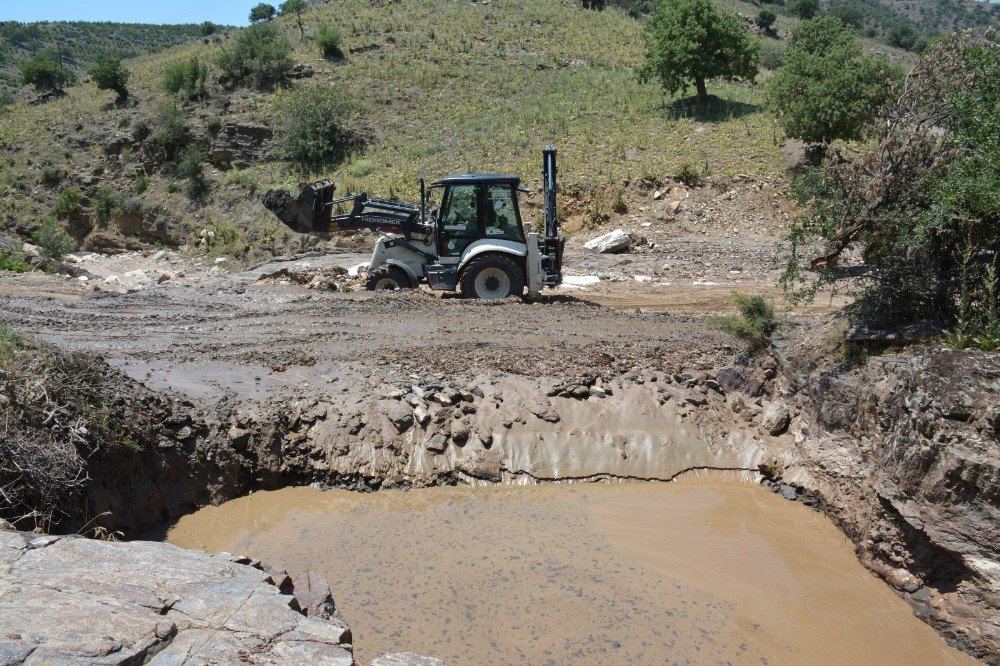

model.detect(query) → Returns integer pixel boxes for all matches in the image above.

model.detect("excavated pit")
[162,477,977,666]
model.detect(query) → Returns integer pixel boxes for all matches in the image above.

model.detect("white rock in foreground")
[0,529,353,665]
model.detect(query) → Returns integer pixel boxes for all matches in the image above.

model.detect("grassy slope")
[0,0,917,256]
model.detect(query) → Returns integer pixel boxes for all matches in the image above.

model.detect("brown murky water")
[164,479,975,665]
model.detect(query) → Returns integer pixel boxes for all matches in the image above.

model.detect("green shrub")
[94,187,124,225]
[40,165,62,187]
[148,101,189,158]
[317,24,344,60]
[163,56,207,100]
[216,22,292,87]
[640,0,759,103]
[766,17,902,145]
[20,52,74,92]
[612,190,628,214]
[888,23,920,51]
[756,10,777,31]
[89,57,131,99]
[829,4,865,30]
[347,159,375,177]
[0,250,32,273]
[32,217,77,260]
[272,85,361,171]
[53,187,83,218]
[200,21,219,36]
[177,146,209,200]
[787,0,819,19]
[207,116,222,135]
[713,293,776,353]
[676,163,700,186]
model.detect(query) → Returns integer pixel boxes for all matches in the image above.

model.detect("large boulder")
[583,229,632,254]
[761,399,790,435]
[0,529,354,665]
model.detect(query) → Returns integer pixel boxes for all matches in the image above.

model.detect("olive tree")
[766,16,901,145]
[280,0,307,43]
[641,0,759,103]
[249,3,277,23]
[89,58,131,100]
[781,32,1000,330]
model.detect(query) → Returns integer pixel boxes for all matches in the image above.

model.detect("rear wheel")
[366,265,413,291]
[460,254,524,301]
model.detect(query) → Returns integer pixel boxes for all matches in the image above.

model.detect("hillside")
[0,0,925,260]
[879,0,999,34]
[0,21,218,104]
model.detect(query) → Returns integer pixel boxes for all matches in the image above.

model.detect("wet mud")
[164,479,976,665]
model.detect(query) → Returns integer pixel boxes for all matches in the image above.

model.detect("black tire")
[366,265,413,291]
[460,254,525,300]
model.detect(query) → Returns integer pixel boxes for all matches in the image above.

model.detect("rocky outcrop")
[0,528,353,664]
[209,122,272,169]
[777,348,1000,663]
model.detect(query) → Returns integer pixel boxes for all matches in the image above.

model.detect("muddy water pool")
[164,479,975,665]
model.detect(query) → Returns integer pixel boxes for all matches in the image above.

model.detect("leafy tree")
[20,52,74,92]
[89,57,131,100]
[316,24,343,60]
[582,0,607,9]
[641,0,759,103]
[787,0,819,19]
[249,3,277,23]
[766,16,902,145]
[280,0,307,42]
[272,85,362,171]
[781,33,1000,329]
[757,10,777,31]
[888,23,919,51]
[200,21,219,36]
[217,22,293,87]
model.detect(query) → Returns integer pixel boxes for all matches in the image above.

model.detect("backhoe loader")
[263,147,564,300]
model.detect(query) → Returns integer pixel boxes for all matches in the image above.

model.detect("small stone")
[683,392,707,406]
[426,434,448,453]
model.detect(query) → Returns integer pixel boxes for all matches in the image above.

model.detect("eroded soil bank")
[164,480,976,666]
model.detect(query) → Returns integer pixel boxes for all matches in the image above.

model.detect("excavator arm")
[262,180,422,237]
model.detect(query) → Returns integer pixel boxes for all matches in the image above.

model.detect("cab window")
[484,185,524,243]
[438,184,480,256]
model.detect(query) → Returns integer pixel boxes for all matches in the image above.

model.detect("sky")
[0,0,250,26]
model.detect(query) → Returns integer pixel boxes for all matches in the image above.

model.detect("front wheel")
[460,254,524,301]
[366,265,413,291]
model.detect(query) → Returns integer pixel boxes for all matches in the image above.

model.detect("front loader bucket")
[262,180,336,233]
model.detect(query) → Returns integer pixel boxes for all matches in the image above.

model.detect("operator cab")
[427,174,527,259]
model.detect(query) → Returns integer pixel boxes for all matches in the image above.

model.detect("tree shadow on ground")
[662,94,761,122]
